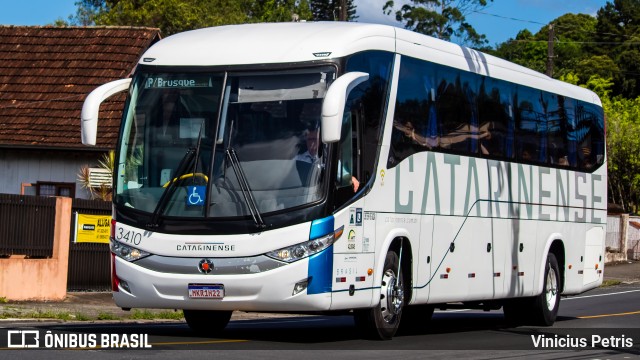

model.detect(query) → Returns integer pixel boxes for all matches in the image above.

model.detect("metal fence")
[68,199,112,291]
[0,194,56,257]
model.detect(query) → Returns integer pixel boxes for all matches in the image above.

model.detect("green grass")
[74,313,91,321]
[0,307,184,321]
[600,279,622,287]
[129,309,183,320]
[26,310,75,320]
[97,312,120,320]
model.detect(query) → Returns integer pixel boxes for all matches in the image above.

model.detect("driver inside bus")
[296,128,359,192]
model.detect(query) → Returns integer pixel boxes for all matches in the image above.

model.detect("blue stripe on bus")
[309,216,334,239]
[307,245,333,295]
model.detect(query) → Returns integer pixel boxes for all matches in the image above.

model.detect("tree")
[71,0,318,34]
[250,0,313,22]
[74,0,301,35]
[310,0,357,21]
[382,0,493,48]
[491,29,546,73]
[491,13,597,80]
[591,0,640,98]
[604,96,640,213]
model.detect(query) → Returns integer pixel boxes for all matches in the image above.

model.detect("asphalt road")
[1,284,639,359]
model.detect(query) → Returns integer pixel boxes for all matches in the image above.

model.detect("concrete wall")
[0,197,71,301]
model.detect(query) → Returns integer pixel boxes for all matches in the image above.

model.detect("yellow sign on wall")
[75,213,111,244]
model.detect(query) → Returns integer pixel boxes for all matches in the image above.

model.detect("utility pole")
[546,24,554,77]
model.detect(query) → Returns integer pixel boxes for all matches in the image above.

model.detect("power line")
[471,9,635,41]
[471,9,547,27]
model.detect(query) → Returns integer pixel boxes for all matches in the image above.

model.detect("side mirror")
[321,72,369,143]
[81,78,132,146]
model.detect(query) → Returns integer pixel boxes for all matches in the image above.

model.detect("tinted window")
[388,55,605,173]
[345,51,394,184]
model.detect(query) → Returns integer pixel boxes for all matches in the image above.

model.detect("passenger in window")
[558,156,569,166]
[580,147,593,169]
[520,147,534,161]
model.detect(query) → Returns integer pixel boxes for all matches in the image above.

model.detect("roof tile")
[0,26,161,149]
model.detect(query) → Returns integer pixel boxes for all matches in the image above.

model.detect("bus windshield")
[115,66,337,218]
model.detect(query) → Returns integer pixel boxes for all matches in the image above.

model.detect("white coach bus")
[81,22,606,340]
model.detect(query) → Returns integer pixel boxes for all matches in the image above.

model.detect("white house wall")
[0,149,101,199]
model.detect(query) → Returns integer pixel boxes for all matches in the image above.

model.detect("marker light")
[292,278,309,295]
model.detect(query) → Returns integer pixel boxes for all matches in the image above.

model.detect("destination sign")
[145,76,212,89]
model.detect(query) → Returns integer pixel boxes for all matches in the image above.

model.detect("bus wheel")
[531,253,561,326]
[354,250,404,340]
[183,310,232,334]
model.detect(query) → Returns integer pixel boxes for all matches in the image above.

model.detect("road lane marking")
[563,289,640,300]
[578,310,640,319]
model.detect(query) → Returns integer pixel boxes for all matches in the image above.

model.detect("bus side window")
[337,110,356,189]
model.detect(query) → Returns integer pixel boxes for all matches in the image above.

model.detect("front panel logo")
[198,259,214,274]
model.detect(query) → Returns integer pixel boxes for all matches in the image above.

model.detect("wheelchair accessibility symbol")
[186,186,206,206]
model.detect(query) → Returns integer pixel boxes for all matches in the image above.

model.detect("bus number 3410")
[115,227,142,245]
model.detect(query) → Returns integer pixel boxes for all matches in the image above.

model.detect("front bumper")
[112,255,332,312]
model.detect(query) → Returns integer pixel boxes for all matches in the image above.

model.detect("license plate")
[188,284,224,299]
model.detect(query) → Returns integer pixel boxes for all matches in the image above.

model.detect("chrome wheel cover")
[545,266,558,311]
[380,268,404,323]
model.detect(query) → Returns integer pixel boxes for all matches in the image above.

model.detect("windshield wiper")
[147,147,196,229]
[226,147,266,229]
[147,120,206,229]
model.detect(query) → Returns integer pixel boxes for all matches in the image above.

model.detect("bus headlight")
[266,227,343,263]
[111,240,151,262]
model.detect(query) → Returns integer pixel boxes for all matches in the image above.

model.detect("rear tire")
[354,251,405,340]
[502,253,560,326]
[531,253,561,326]
[183,310,232,335]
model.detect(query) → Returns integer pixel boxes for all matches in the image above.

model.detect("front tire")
[354,251,405,340]
[183,310,232,335]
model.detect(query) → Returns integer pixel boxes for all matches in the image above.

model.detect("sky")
[0,0,609,46]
